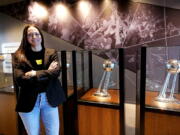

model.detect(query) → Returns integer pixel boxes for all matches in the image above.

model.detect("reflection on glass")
[0,54,14,93]
[66,62,71,84]
[93,60,114,97]
[156,59,180,103]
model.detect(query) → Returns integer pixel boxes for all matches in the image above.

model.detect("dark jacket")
[12,48,66,112]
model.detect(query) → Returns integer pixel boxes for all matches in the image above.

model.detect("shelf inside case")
[79,88,120,105]
[145,91,180,112]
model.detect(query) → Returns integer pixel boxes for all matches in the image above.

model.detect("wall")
[0,0,180,102]
[0,0,179,69]
[0,13,81,52]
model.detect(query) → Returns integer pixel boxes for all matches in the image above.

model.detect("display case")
[58,51,74,98]
[0,53,18,135]
[58,51,78,135]
[71,49,125,135]
[136,46,180,135]
[0,53,14,93]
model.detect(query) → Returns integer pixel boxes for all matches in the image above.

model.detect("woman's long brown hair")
[15,25,45,62]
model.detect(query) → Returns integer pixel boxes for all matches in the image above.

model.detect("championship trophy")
[93,60,115,97]
[156,59,180,103]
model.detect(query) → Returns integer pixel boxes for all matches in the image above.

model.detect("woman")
[12,25,66,135]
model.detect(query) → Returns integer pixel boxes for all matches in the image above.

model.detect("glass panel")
[124,48,138,104]
[146,46,180,112]
[76,51,90,98]
[0,53,14,93]
[58,51,74,98]
[66,51,73,97]
[76,49,120,106]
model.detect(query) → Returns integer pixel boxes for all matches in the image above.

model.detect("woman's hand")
[48,61,58,70]
[25,70,36,77]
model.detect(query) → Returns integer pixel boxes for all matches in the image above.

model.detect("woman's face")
[27,26,42,47]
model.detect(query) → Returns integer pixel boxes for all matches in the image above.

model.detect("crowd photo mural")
[0,0,180,93]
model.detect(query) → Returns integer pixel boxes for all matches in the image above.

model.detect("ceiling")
[0,0,180,9]
[0,0,24,6]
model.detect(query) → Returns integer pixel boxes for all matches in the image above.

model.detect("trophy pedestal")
[93,91,111,98]
[155,96,180,104]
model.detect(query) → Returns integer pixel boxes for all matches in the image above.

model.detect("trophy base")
[93,91,111,98]
[155,96,180,104]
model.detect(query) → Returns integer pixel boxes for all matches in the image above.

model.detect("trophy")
[156,59,180,103]
[93,60,115,97]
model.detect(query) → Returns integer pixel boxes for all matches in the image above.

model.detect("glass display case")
[71,49,125,135]
[58,51,74,98]
[145,46,180,111]
[136,46,180,135]
[73,49,125,108]
[0,53,14,93]
[58,51,77,135]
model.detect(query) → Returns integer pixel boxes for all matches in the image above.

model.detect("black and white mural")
[0,0,180,71]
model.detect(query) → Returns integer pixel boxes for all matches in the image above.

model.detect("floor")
[125,103,136,135]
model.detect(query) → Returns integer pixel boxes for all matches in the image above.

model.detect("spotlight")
[55,3,70,20]
[78,0,91,18]
[28,2,48,20]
